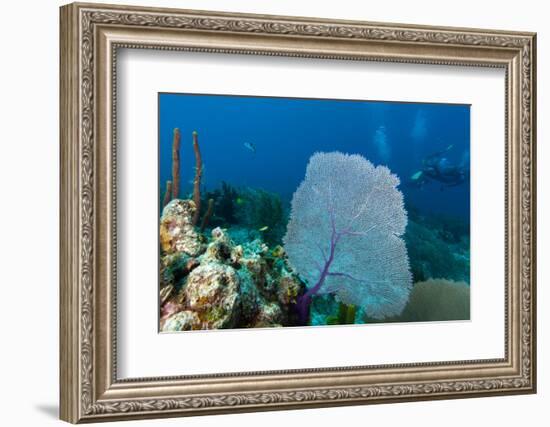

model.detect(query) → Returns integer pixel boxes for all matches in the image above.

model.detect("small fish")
[411,171,423,181]
[258,226,269,232]
[235,197,245,206]
[243,142,256,154]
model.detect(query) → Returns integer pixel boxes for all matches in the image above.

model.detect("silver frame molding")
[60,2,536,423]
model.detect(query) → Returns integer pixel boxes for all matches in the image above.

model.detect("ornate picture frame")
[60,2,536,423]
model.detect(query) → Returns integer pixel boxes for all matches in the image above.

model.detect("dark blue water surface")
[159,93,470,219]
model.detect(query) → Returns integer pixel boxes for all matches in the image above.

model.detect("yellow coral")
[277,274,300,305]
[271,245,285,258]
[159,219,173,253]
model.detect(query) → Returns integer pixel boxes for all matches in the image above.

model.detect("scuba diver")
[409,144,468,190]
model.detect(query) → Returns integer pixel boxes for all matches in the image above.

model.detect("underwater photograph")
[158,93,470,332]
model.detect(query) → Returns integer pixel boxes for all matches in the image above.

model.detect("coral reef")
[159,201,306,332]
[227,227,262,246]
[234,187,286,246]
[184,263,241,329]
[162,310,201,332]
[157,128,469,330]
[204,181,238,227]
[160,199,204,257]
[361,278,470,323]
[431,212,470,245]
[252,302,283,327]
[404,210,470,284]
[160,252,200,290]
[159,128,304,332]
[399,279,470,322]
[201,183,287,245]
[283,152,412,323]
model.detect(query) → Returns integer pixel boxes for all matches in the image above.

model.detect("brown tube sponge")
[162,180,173,209]
[191,130,203,226]
[171,128,181,199]
[200,198,214,232]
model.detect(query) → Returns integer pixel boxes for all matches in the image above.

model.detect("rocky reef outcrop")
[160,199,305,332]
[160,199,204,256]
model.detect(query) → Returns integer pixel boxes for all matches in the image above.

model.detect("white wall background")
[0,0,545,426]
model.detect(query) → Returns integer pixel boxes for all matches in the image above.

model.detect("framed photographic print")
[60,2,537,423]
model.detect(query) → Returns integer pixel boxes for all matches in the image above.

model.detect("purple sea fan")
[283,152,412,323]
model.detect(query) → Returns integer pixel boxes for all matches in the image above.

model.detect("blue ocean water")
[159,93,472,329]
[159,93,470,220]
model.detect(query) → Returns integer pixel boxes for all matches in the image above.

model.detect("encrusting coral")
[184,263,241,329]
[360,278,470,324]
[160,199,204,257]
[159,200,306,331]
[399,278,470,321]
[162,310,201,331]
